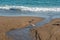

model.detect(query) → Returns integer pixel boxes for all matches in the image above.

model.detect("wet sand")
[0,16,43,40]
[33,18,60,40]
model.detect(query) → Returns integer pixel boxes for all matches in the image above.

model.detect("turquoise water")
[0,0,60,7]
[0,0,60,16]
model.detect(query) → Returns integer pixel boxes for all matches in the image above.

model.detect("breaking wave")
[0,5,60,12]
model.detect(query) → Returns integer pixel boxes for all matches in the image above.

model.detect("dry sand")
[0,16,43,40]
[31,18,60,40]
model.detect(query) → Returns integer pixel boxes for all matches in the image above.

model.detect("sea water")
[0,0,60,17]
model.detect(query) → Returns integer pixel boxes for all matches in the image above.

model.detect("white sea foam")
[0,5,60,12]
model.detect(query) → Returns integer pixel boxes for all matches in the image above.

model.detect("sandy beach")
[0,16,43,40]
[0,16,60,40]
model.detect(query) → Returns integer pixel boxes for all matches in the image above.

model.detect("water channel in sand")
[6,12,60,40]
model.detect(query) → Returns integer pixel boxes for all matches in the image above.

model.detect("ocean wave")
[0,5,60,12]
